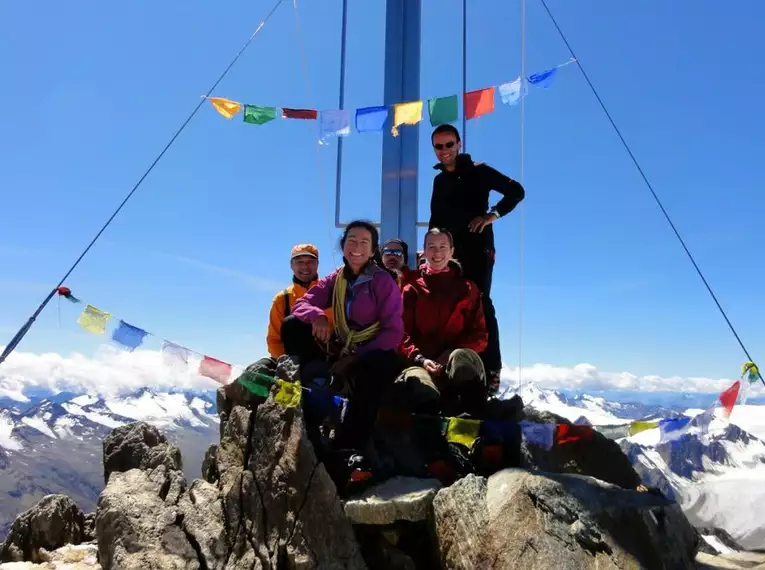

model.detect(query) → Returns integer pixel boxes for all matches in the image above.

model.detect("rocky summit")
[0,375,755,569]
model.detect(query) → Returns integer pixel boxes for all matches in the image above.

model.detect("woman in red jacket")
[399,228,489,415]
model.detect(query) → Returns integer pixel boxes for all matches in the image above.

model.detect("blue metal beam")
[380,0,421,266]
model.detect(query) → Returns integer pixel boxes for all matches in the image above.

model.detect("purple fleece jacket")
[291,264,404,354]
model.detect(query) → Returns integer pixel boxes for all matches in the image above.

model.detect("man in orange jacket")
[267,244,333,358]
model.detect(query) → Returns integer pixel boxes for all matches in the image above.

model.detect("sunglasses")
[433,141,456,150]
[382,248,404,257]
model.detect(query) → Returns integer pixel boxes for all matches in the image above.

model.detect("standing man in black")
[428,124,525,394]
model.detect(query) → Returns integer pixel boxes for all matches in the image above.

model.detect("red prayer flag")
[281,108,318,120]
[464,87,495,120]
[555,423,594,445]
[199,356,232,384]
[719,380,741,418]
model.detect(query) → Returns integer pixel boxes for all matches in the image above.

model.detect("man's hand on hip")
[468,213,498,233]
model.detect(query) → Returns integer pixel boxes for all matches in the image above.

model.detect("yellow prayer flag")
[446,417,481,449]
[391,100,423,137]
[274,379,302,408]
[76,304,111,335]
[208,97,242,119]
[628,420,659,436]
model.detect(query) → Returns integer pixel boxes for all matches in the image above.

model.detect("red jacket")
[400,263,488,363]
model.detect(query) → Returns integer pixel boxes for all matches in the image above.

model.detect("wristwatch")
[414,354,426,366]
[488,207,501,219]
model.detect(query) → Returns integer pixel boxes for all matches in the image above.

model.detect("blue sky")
[1,0,763,385]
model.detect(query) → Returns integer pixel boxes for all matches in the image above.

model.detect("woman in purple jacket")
[281,220,404,450]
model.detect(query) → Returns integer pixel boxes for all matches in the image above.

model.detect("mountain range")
[1,381,763,550]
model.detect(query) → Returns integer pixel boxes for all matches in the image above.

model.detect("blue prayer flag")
[355,106,388,133]
[112,320,148,351]
[528,67,557,88]
[658,417,691,443]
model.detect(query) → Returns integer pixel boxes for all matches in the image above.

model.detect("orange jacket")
[267,278,334,358]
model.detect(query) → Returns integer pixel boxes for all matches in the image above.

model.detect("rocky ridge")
[1,375,756,569]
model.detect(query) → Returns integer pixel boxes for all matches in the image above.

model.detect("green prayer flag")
[238,375,270,398]
[428,95,459,127]
[243,105,278,125]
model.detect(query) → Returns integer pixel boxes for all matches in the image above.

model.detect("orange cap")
[290,243,319,260]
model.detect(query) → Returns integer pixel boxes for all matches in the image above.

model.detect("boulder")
[522,407,642,490]
[0,543,100,570]
[96,465,198,570]
[0,495,85,563]
[102,422,182,484]
[215,358,275,439]
[222,398,367,569]
[432,469,699,569]
[344,477,442,525]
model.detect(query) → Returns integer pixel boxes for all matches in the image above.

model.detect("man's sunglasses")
[382,248,404,257]
[433,141,456,150]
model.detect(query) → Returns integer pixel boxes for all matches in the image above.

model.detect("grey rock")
[102,422,182,484]
[522,407,642,490]
[82,512,96,543]
[201,444,218,484]
[343,477,442,525]
[0,494,85,563]
[177,480,227,570]
[275,355,300,383]
[95,465,198,570]
[433,468,699,570]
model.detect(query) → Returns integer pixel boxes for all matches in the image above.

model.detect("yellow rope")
[332,270,381,356]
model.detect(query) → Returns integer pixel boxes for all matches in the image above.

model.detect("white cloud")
[0,345,241,399]
[500,362,762,396]
[1,346,760,400]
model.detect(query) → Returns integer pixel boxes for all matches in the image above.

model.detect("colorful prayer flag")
[628,420,659,436]
[355,106,388,133]
[742,361,761,384]
[199,356,232,384]
[463,87,495,120]
[111,320,148,352]
[319,109,351,142]
[238,374,270,398]
[596,424,631,440]
[208,97,242,119]
[719,380,741,418]
[275,379,302,408]
[428,95,458,126]
[161,340,191,369]
[528,68,557,88]
[56,287,80,303]
[446,417,481,449]
[658,417,691,443]
[555,423,594,445]
[391,100,423,136]
[520,421,554,450]
[76,305,111,335]
[498,77,528,106]
[244,105,278,125]
[282,108,318,120]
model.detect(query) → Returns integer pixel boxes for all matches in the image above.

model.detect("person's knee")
[386,366,440,413]
[447,348,486,386]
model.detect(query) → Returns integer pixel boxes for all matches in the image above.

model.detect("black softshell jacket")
[429,153,525,251]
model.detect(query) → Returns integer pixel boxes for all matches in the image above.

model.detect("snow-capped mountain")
[0,389,219,540]
[502,381,765,550]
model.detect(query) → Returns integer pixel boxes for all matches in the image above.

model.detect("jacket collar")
[292,275,317,288]
[433,153,474,173]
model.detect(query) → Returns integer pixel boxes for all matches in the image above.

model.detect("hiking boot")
[324,449,375,496]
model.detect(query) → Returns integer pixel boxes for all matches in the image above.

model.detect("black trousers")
[281,315,401,450]
[455,243,501,373]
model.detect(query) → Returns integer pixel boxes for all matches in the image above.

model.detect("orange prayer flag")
[464,87,495,120]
